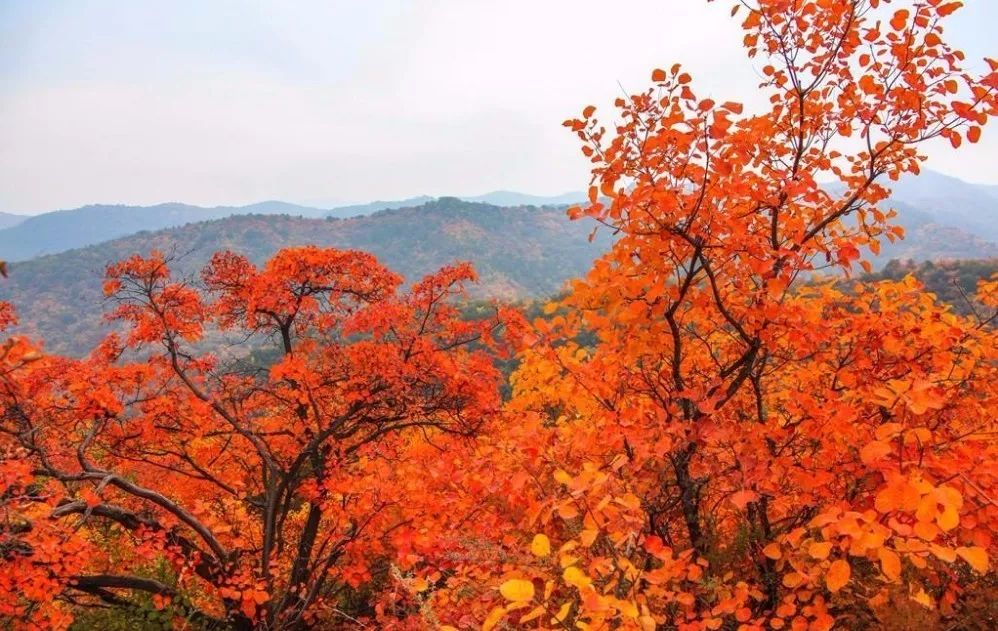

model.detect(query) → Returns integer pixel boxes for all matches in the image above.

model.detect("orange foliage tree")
[407,0,998,629]
[0,247,506,629]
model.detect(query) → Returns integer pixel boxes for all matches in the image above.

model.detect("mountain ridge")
[1,198,612,355]
[0,193,590,262]
[2,169,994,263]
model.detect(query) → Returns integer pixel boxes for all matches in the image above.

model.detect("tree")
[415,0,997,629]
[0,247,507,629]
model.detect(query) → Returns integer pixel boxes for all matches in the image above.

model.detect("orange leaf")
[809,541,833,560]
[878,548,901,581]
[956,546,988,573]
[860,441,892,466]
[890,9,909,31]
[763,543,782,560]
[826,560,850,593]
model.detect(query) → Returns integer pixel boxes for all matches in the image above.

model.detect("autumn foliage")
[2,0,998,629]
[0,248,507,629]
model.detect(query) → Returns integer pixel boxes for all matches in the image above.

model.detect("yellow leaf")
[878,548,901,581]
[530,533,551,558]
[826,560,851,593]
[913,521,938,541]
[639,615,657,631]
[935,485,963,510]
[930,545,957,563]
[410,577,428,593]
[557,502,579,520]
[519,605,546,623]
[552,601,571,623]
[956,546,989,573]
[915,494,937,524]
[499,579,535,603]
[482,606,507,631]
[911,588,934,610]
[563,566,592,590]
[559,554,579,569]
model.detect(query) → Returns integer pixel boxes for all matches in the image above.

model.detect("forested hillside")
[0,201,326,261]
[1,198,610,354]
[0,168,995,263]
[2,194,995,357]
[863,258,998,317]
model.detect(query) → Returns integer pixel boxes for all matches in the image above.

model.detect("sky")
[1,0,996,215]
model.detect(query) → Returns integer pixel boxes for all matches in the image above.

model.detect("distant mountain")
[871,201,998,263]
[0,201,328,262]
[461,191,587,207]
[6,169,989,265]
[1,198,611,355]
[320,192,585,218]
[0,170,994,355]
[323,196,435,219]
[0,193,586,261]
[887,170,997,242]
[811,169,998,264]
[0,212,28,231]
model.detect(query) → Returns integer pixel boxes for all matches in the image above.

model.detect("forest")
[1,1,996,629]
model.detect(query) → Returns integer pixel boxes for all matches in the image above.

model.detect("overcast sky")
[1,1,996,214]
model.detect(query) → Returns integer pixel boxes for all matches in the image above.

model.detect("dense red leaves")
[0,248,506,629]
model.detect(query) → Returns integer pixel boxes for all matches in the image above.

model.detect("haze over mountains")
[0,169,993,262]
[0,169,994,355]
[0,191,589,262]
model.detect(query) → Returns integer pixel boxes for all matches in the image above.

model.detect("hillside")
[322,196,434,219]
[0,201,327,261]
[1,182,995,356]
[0,194,585,261]
[861,258,998,317]
[0,212,28,231]
[870,201,998,263]
[1,198,611,355]
[461,190,588,207]
[2,169,994,264]
[887,170,998,242]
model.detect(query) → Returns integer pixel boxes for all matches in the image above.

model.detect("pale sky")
[1,0,996,214]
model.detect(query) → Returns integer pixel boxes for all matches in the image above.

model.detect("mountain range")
[0,170,994,355]
[1,198,611,355]
[0,170,993,263]
[0,191,590,262]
